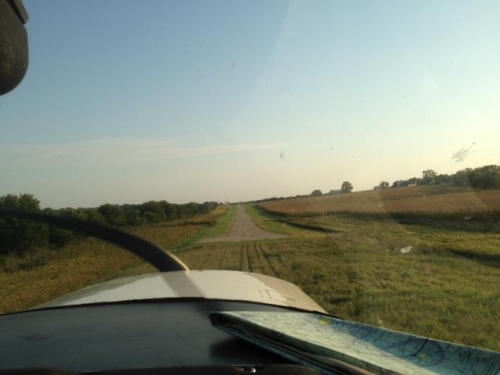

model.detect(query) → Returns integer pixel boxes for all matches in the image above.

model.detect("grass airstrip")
[1,187,499,351]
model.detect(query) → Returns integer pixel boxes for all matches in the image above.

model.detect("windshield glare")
[1,0,500,352]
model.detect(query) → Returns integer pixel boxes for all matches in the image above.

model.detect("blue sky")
[1,1,499,208]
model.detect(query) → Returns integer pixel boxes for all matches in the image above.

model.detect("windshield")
[1,0,499,352]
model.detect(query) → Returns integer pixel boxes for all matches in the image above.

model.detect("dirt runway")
[198,204,288,243]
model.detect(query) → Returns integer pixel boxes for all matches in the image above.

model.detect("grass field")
[0,205,231,314]
[1,190,499,352]
[259,186,500,215]
[176,235,500,350]
[175,188,500,351]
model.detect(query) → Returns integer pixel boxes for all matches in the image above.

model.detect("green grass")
[245,204,324,238]
[2,197,499,352]
[0,239,145,314]
[174,203,500,352]
[0,206,229,314]
[175,204,236,246]
[176,234,500,351]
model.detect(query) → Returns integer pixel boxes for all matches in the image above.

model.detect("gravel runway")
[198,204,288,243]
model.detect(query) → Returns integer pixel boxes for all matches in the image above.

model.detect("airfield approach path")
[199,204,288,243]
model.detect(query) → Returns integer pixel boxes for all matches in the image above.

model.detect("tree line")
[0,194,218,256]
[310,181,353,197]
[379,164,500,190]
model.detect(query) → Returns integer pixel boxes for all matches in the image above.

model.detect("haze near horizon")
[1,1,499,208]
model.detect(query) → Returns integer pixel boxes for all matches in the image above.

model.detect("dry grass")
[259,187,500,215]
[250,189,500,351]
[0,205,230,314]
[2,198,499,352]
[0,241,143,314]
[175,212,500,351]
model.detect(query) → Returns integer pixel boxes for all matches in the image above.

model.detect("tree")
[0,194,49,254]
[123,207,147,226]
[422,169,438,185]
[341,181,353,193]
[98,204,126,227]
[140,201,167,224]
[436,174,451,186]
[379,181,389,189]
[451,169,471,187]
[311,189,323,197]
[162,202,179,220]
[468,165,500,189]
[84,208,106,225]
